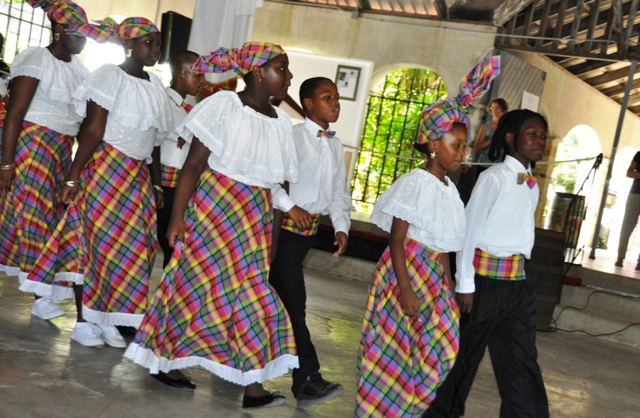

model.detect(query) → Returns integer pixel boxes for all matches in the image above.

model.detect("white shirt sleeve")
[328,143,351,235]
[455,171,499,293]
[271,184,295,213]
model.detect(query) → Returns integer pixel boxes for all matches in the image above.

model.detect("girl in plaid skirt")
[124,42,299,410]
[355,49,500,418]
[52,17,173,347]
[0,0,109,323]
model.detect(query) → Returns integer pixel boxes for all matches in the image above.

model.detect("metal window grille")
[0,1,50,65]
[350,68,447,214]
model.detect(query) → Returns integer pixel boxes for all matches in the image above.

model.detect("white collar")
[503,154,532,174]
[302,118,332,137]
[165,87,184,107]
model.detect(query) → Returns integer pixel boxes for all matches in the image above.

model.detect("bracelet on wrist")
[153,184,164,193]
[0,163,14,170]
[64,180,80,187]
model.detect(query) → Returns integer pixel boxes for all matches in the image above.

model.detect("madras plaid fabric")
[317,130,336,138]
[26,0,112,43]
[417,48,500,143]
[195,77,237,102]
[281,213,320,236]
[473,248,526,281]
[191,42,285,76]
[0,122,73,284]
[160,165,180,188]
[95,16,159,44]
[127,169,297,384]
[180,101,193,113]
[517,172,537,188]
[81,143,157,327]
[24,201,86,301]
[356,239,459,417]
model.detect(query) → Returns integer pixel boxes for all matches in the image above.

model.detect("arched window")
[350,68,447,214]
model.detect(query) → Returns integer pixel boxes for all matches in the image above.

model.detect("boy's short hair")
[169,50,199,78]
[299,77,334,112]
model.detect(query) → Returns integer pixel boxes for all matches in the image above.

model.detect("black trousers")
[268,229,320,395]
[157,185,176,269]
[424,274,549,418]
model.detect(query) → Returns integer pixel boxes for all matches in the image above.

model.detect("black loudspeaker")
[159,11,192,64]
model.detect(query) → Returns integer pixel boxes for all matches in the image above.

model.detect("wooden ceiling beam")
[600,77,640,97]
[581,64,638,87]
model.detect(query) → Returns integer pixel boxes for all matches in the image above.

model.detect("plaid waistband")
[160,165,180,188]
[473,249,525,281]
[281,213,320,236]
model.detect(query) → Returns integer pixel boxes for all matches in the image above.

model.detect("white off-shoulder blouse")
[176,90,298,189]
[11,47,89,136]
[73,64,173,163]
[370,168,466,253]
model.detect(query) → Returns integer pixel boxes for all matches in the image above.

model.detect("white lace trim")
[0,263,20,277]
[73,64,172,133]
[11,47,89,106]
[370,169,466,253]
[82,305,144,328]
[177,91,298,185]
[124,344,299,386]
[18,278,76,301]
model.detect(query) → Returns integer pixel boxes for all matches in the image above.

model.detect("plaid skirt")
[355,239,460,418]
[0,122,75,298]
[124,169,298,385]
[78,143,156,326]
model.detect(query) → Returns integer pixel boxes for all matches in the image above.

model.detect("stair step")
[566,265,640,295]
[559,285,640,322]
[552,304,640,349]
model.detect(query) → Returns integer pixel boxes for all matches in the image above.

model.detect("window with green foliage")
[0,0,51,66]
[350,68,447,214]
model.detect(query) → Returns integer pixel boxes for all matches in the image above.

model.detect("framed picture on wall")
[335,65,361,101]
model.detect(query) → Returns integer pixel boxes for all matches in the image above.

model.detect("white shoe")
[71,322,104,347]
[31,297,66,320]
[95,324,127,348]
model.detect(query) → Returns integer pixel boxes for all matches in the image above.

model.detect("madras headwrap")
[417,48,501,144]
[26,0,112,42]
[191,42,285,76]
[94,16,159,44]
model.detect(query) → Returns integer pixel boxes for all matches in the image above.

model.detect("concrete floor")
[1,265,640,418]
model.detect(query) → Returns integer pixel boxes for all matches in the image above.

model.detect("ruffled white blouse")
[176,91,298,189]
[11,47,89,136]
[73,64,173,163]
[370,168,466,253]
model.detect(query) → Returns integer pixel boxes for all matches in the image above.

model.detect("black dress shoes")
[150,371,196,390]
[242,391,286,409]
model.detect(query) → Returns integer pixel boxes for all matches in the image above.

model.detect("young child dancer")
[424,109,550,418]
[0,0,107,320]
[124,42,299,410]
[270,77,351,407]
[157,50,205,268]
[47,17,172,347]
[355,50,500,418]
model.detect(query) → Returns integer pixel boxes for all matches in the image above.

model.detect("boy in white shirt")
[425,109,550,418]
[157,50,205,267]
[271,77,351,407]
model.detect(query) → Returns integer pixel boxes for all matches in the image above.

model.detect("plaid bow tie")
[517,173,536,189]
[180,101,194,113]
[317,129,336,138]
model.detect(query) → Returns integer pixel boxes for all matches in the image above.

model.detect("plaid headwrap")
[26,0,112,43]
[94,16,160,45]
[191,42,285,76]
[417,48,500,144]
